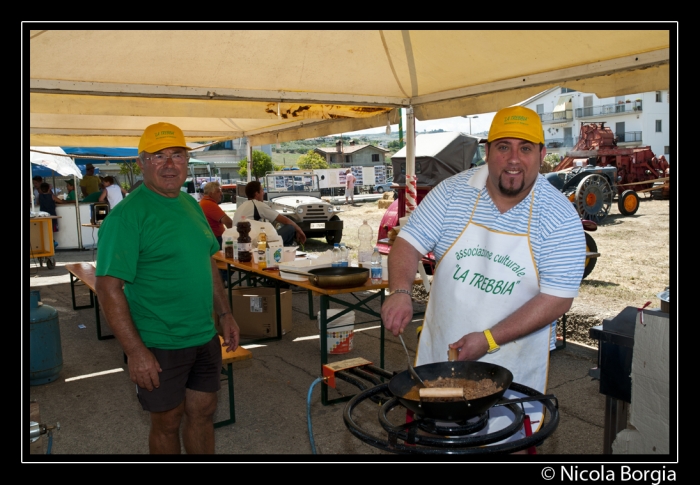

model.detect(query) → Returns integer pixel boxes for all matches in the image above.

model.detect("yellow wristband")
[484,329,500,354]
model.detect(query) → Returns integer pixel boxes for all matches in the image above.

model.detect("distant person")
[231,180,306,246]
[199,181,233,249]
[344,169,356,205]
[33,175,43,203]
[99,175,127,208]
[80,164,101,197]
[38,182,60,232]
[63,179,77,202]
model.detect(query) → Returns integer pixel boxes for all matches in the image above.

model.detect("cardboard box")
[216,287,292,338]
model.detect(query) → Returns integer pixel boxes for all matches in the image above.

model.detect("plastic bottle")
[332,243,342,267]
[370,247,383,284]
[358,220,374,268]
[338,242,349,267]
[237,216,252,263]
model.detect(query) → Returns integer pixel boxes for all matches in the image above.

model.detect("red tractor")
[544,122,670,224]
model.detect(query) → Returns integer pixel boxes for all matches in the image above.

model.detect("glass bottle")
[236,216,252,263]
[358,220,374,268]
[224,238,234,259]
[257,231,267,269]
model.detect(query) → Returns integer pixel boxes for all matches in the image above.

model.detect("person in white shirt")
[231,181,306,246]
[99,176,127,208]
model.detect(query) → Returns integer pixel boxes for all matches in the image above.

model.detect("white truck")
[236,171,344,245]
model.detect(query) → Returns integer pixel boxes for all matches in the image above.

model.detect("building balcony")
[576,101,643,119]
[616,131,642,144]
[539,110,573,123]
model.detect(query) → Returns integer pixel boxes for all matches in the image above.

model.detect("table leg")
[93,293,114,341]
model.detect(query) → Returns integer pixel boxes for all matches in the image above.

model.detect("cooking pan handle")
[277,268,314,277]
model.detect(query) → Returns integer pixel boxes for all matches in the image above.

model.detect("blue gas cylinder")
[30,290,63,385]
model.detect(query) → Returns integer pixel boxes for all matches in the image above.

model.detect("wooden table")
[213,251,423,405]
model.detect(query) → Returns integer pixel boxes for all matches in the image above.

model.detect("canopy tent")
[27,29,671,147]
[391,132,482,187]
[27,27,673,214]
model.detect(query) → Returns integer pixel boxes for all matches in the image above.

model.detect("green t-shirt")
[82,191,102,202]
[96,184,219,349]
[65,189,76,202]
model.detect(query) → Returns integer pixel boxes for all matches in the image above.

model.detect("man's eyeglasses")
[144,152,190,166]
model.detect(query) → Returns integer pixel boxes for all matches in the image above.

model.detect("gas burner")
[339,365,559,455]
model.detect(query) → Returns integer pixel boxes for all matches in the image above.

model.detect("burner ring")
[343,381,560,455]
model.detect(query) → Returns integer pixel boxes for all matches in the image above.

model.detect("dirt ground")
[301,191,672,347]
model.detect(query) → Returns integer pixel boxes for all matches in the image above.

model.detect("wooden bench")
[216,335,253,428]
[65,263,114,341]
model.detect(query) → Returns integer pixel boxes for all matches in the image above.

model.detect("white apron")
[416,189,550,439]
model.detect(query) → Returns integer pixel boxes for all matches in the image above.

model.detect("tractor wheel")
[325,215,343,245]
[618,190,640,216]
[574,174,613,224]
[583,232,598,280]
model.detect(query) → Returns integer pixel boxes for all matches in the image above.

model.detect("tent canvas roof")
[27,28,672,148]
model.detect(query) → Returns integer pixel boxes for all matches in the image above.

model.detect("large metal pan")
[388,361,513,421]
[279,267,369,289]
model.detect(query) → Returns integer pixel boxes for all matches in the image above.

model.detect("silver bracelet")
[387,289,412,297]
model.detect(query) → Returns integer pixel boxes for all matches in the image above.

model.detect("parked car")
[374,177,394,193]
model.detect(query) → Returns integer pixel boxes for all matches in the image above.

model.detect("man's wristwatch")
[483,329,500,354]
[387,289,412,298]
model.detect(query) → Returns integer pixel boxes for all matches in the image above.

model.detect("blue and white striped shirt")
[399,165,586,298]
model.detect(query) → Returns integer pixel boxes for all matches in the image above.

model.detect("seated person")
[232,181,306,247]
[63,180,77,202]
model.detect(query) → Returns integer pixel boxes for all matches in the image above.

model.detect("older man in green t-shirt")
[95,122,240,455]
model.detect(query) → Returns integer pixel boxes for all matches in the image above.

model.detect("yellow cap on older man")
[487,106,545,145]
[138,122,190,154]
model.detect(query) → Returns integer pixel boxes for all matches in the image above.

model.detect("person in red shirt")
[198,181,233,249]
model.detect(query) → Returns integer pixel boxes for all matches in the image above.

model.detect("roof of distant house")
[315,144,389,155]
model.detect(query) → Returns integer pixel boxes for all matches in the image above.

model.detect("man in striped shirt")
[382,106,585,446]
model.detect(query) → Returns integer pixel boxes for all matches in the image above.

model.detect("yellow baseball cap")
[138,122,190,154]
[487,106,545,145]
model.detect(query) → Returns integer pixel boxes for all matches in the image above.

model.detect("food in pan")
[403,377,502,401]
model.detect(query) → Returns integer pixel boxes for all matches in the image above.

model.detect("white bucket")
[318,309,355,354]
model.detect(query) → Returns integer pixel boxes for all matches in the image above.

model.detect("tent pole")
[73,165,84,250]
[247,138,253,183]
[405,106,417,216]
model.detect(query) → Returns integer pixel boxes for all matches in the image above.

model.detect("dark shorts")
[136,335,222,413]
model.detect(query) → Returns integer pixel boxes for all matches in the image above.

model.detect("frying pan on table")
[388,361,514,421]
[278,267,369,289]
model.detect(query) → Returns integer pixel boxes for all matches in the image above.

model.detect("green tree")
[541,153,561,174]
[238,150,275,180]
[297,150,329,170]
[118,160,142,189]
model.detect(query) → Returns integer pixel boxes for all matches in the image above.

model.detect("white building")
[522,87,670,163]
[188,139,273,183]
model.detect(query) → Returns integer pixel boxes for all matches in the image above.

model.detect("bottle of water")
[338,242,349,267]
[358,220,374,268]
[332,243,342,267]
[370,247,382,284]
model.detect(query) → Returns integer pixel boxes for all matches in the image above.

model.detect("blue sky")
[336,111,496,138]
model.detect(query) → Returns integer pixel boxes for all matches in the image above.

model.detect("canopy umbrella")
[30,146,83,209]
